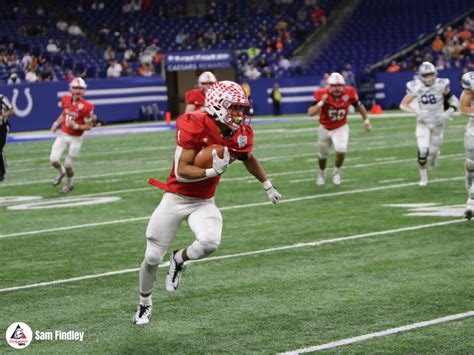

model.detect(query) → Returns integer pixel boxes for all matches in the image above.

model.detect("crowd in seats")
[383,15,474,73]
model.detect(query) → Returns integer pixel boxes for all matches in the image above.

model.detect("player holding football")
[308,72,372,186]
[459,71,474,220]
[399,62,459,186]
[133,81,281,325]
[184,71,217,113]
[49,77,95,193]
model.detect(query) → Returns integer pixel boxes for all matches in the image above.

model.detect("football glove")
[211,147,230,175]
[263,180,281,204]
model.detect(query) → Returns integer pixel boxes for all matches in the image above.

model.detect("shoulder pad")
[176,113,205,134]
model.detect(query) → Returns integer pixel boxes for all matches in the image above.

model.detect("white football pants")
[49,132,83,168]
[318,123,350,159]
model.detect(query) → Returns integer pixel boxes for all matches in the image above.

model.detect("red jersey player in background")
[184,71,217,113]
[307,72,372,186]
[133,81,281,325]
[49,77,95,193]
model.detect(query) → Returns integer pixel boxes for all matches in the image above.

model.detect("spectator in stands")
[247,43,261,59]
[46,39,60,53]
[146,39,160,57]
[139,50,153,65]
[443,38,455,60]
[64,70,75,81]
[412,49,423,69]
[386,60,401,72]
[278,56,290,70]
[123,0,132,13]
[459,28,472,42]
[311,5,326,26]
[91,1,105,10]
[124,48,137,61]
[435,57,448,70]
[243,62,261,80]
[270,83,282,116]
[106,59,123,77]
[344,64,356,86]
[98,23,110,44]
[41,65,54,81]
[432,35,444,52]
[443,26,456,39]
[138,63,155,77]
[20,52,32,70]
[25,66,39,83]
[7,72,21,85]
[68,22,84,36]
[103,46,116,61]
[320,73,329,87]
[57,19,68,32]
[175,30,187,45]
[121,60,134,76]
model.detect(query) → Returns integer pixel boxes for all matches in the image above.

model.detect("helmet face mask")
[205,81,252,131]
[418,62,437,86]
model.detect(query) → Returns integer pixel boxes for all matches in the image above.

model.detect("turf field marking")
[0,219,466,293]
[279,311,474,354]
[0,176,465,239]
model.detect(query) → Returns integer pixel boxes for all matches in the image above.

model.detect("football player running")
[132,81,281,325]
[308,72,372,186]
[184,71,217,113]
[400,62,459,186]
[49,77,95,193]
[459,71,474,220]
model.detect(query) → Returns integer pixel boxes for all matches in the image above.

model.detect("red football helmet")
[205,81,252,130]
[327,72,345,96]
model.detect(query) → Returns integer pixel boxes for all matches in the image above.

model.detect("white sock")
[67,176,74,186]
[57,165,65,174]
[139,294,152,306]
[320,169,326,176]
[333,167,340,174]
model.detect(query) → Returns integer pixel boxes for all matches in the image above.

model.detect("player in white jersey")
[459,71,474,220]
[400,62,459,186]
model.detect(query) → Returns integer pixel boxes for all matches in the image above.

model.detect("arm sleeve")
[2,96,13,110]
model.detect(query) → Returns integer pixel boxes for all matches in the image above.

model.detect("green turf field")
[1,113,473,353]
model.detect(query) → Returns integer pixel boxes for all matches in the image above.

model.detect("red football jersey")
[60,95,94,136]
[184,88,205,110]
[313,86,359,130]
[156,112,254,199]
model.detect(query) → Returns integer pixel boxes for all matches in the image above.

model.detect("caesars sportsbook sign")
[166,50,234,71]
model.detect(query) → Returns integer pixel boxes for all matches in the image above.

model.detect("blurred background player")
[133,81,281,325]
[399,62,459,186]
[459,71,474,220]
[184,71,217,113]
[307,72,372,186]
[49,77,95,193]
[0,93,14,182]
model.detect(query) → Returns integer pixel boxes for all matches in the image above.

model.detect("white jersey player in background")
[459,71,474,220]
[400,62,459,186]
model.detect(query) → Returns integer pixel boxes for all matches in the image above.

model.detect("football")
[193,144,225,168]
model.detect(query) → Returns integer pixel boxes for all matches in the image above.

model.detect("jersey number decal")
[328,108,346,121]
[421,94,437,104]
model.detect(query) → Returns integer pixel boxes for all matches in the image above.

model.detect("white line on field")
[0,219,466,293]
[0,176,465,239]
[279,311,474,354]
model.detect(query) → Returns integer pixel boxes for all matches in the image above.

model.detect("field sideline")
[1,113,473,353]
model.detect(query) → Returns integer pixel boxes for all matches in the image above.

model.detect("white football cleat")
[60,184,74,194]
[132,304,152,325]
[419,169,428,187]
[316,173,326,186]
[332,171,341,186]
[52,169,66,186]
[165,250,185,292]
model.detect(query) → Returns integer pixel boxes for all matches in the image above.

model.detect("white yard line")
[279,311,474,354]
[0,176,465,239]
[0,219,466,293]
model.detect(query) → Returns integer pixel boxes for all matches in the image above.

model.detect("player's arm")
[307,94,328,116]
[240,152,281,204]
[399,94,417,113]
[459,89,474,116]
[353,99,372,132]
[50,112,65,132]
[175,146,229,182]
[0,107,13,121]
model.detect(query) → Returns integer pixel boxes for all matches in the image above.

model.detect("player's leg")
[331,124,349,185]
[416,123,430,186]
[166,199,222,292]
[49,135,67,186]
[60,136,83,193]
[317,125,331,185]
[133,193,185,324]
[428,124,445,170]
[464,128,474,220]
[0,125,7,181]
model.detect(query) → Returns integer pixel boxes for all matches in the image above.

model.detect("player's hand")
[439,111,453,124]
[321,94,329,102]
[263,181,281,204]
[51,122,58,132]
[211,147,230,175]
[364,120,373,132]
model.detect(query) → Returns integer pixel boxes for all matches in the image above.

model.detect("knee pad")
[429,145,439,157]
[418,148,429,165]
[319,143,330,159]
[186,239,220,260]
[144,240,167,266]
[64,155,75,168]
[466,158,474,172]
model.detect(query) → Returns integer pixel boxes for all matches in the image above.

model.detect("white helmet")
[418,62,437,86]
[205,81,251,131]
[69,77,87,89]
[327,72,345,95]
[198,71,217,89]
